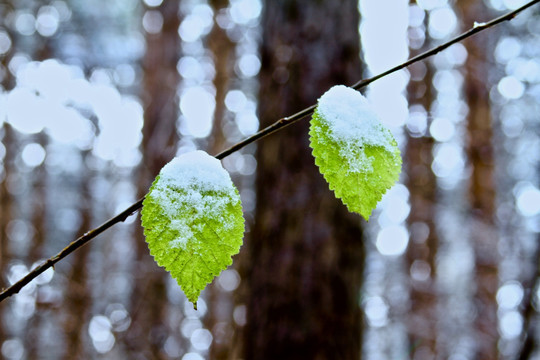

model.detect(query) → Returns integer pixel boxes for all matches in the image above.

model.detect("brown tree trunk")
[456,2,498,359]
[242,1,364,358]
[207,0,235,155]
[0,123,14,344]
[204,1,238,359]
[22,30,55,360]
[125,1,181,358]
[27,133,48,264]
[0,3,16,343]
[405,5,440,359]
[517,236,540,360]
[62,152,92,359]
[23,129,49,360]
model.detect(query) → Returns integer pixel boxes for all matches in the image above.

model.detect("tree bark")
[0,2,16,344]
[243,1,364,358]
[405,5,440,359]
[204,1,238,358]
[62,152,92,359]
[23,31,53,360]
[456,2,499,359]
[207,0,235,155]
[125,1,181,358]
[0,123,14,345]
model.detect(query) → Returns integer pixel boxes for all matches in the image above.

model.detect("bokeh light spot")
[0,31,12,55]
[1,338,24,360]
[499,311,523,339]
[89,315,115,354]
[21,143,46,167]
[190,328,213,351]
[142,10,163,34]
[515,183,540,216]
[217,269,241,292]
[428,7,457,39]
[497,281,524,309]
[376,225,409,256]
[364,296,389,327]
[498,76,525,99]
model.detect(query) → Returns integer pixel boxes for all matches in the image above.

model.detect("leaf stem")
[1,0,539,303]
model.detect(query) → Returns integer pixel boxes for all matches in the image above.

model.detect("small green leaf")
[141,150,244,308]
[309,85,402,220]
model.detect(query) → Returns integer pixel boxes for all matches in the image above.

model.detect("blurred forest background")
[0,0,539,359]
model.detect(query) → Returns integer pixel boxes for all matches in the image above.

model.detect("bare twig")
[1,0,539,303]
[351,0,540,91]
[0,199,144,300]
[215,0,540,157]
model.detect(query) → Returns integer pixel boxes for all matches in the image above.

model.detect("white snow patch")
[168,220,194,248]
[317,85,393,150]
[316,85,395,172]
[158,150,234,192]
[151,150,239,249]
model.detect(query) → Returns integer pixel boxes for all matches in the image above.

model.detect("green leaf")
[309,85,402,220]
[141,150,244,309]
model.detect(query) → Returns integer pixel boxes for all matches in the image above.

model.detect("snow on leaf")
[309,85,402,220]
[141,150,244,308]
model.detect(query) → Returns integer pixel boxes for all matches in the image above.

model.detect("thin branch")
[0,199,144,301]
[1,0,539,303]
[216,0,540,158]
[351,0,540,91]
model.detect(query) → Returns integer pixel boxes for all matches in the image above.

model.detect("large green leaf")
[141,150,244,309]
[309,85,402,220]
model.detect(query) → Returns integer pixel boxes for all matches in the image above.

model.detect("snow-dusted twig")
[1,0,539,303]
